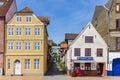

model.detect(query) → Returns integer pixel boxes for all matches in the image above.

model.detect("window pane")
[97,49,103,57]
[25,59,30,69]
[116,37,120,50]
[74,48,80,56]
[85,48,91,56]
[8,59,10,69]
[85,36,93,43]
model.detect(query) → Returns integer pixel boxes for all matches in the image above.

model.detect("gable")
[70,22,107,48]
[7,13,44,25]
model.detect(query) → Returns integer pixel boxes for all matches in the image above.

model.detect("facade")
[0,0,17,75]
[67,23,108,76]
[4,7,49,76]
[92,0,120,76]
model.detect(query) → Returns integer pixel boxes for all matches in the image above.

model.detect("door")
[97,63,103,75]
[14,60,21,75]
[113,58,120,76]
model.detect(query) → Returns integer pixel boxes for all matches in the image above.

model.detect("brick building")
[92,0,120,76]
[0,0,17,75]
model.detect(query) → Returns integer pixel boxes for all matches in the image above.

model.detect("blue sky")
[16,0,107,44]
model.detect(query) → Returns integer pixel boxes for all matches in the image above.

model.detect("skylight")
[0,2,4,6]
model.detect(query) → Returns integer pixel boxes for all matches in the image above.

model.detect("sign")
[77,57,93,60]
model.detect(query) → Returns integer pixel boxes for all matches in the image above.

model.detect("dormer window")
[16,16,22,22]
[26,17,32,22]
[116,3,120,12]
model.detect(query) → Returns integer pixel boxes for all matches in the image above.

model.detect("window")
[25,28,31,35]
[74,48,80,56]
[26,17,32,22]
[116,37,120,50]
[16,28,21,35]
[25,59,30,69]
[16,42,21,50]
[34,42,40,50]
[0,2,4,6]
[85,36,93,43]
[85,48,91,56]
[34,59,40,69]
[25,42,30,50]
[116,3,120,12]
[97,48,103,57]
[35,28,40,35]
[8,59,10,69]
[116,19,120,29]
[85,63,91,70]
[8,42,13,50]
[8,28,14,35]
[16,16,22,22]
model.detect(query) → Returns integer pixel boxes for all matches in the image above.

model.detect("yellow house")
[4,7,49,76]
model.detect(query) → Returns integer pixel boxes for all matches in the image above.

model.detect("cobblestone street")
[0,63,120,80]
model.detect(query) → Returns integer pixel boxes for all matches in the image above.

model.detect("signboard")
[0,68,2,75]
[77,57,93,60]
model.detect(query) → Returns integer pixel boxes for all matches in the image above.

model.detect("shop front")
[72,57,105,76]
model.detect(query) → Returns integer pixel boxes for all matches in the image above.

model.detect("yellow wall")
[5,12,48,75]
[5,56,44,75]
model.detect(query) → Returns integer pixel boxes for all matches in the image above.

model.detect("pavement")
[0,63,120,80]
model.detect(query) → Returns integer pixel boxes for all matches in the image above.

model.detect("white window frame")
[25,42,30,50]
[8,28,14,35]
[16,28,22,35]
[16,42,22,50]
[34,59,40,69]
[34,42,40,50]
[25,59,30,69]
[8,59,10,69]
[26,16,32,22]
[16,16,22,22]
[35,28,40,35]
[25,28,31,35]
[8,42,13,50]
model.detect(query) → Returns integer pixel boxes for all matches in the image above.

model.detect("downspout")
[104,5,110,75]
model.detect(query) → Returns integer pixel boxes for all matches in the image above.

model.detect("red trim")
[85,48,91,56]
[97,48,103,57]
[74,48,80,56]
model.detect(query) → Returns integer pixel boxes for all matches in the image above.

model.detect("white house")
[66,22,108,76]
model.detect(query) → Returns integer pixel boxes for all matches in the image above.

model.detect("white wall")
[67,23,108,70]
[108,52,120,71]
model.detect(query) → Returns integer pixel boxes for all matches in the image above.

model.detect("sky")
[16,0,107,44]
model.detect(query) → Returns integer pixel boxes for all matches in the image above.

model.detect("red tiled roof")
[37,16,50,25]
[65,33,78,40]
[0,0,14,16]
[18,7,33,13]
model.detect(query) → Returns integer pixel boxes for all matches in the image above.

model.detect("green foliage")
[52,42,57,46]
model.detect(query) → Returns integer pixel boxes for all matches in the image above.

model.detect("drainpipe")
[104,6,110,75]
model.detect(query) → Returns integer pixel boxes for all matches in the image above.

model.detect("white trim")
[26,16,32,22]
[33,14,44,25]
[6,38,44,40]
[5,54,44,56]
[7,24,44,26]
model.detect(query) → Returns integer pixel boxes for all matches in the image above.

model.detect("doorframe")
[13,59,22,75]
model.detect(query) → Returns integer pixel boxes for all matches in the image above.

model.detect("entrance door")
[14,60,21,75]
[98,63,103,75]
[113,58,120,76]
